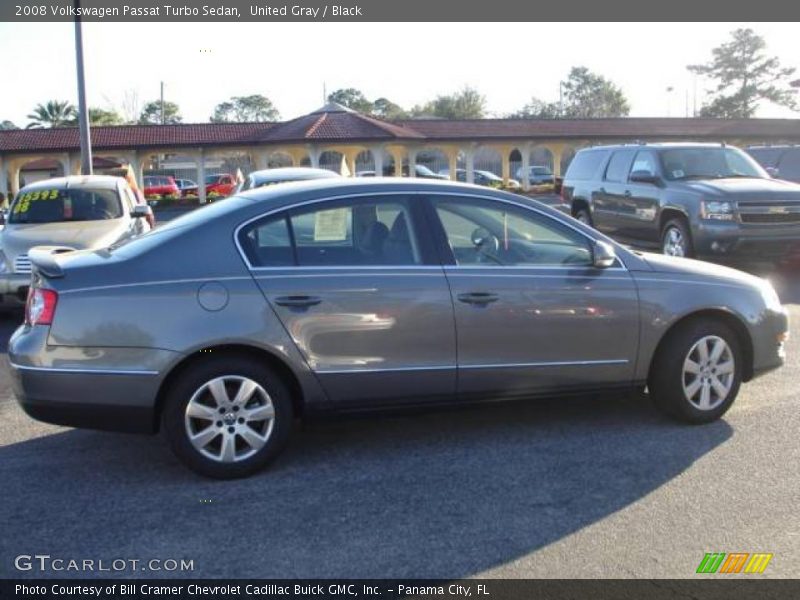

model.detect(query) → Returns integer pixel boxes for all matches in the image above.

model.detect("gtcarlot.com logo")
[14,554,195,573]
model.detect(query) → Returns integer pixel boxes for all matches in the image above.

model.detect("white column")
[61,153,73,177]
[372,146,384,177]
[196,149,207,204]
[131,151,145,189]
[307,145,320,169]
[521,144,531,192]
[10,163,21,196]
[407,148,417,178]
[254,150,269,171]
[465,145,476,184]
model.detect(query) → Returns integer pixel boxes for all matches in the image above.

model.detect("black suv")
[746,145,800,184]
[562,143,800,260]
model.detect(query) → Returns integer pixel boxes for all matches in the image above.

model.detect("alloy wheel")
[681,335,735,411]
[663,226,686,257]
[184,375,275,463]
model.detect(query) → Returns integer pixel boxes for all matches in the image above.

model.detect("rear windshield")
[565,150,610,181]
[9,187,122,224]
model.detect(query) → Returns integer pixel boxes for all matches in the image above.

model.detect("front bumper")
[749,306,789,380]
[693,221,800,259]
[0,273,31,307]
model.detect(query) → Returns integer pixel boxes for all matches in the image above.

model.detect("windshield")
[9,187,123,224]
[205,175,221,184]
[660,147,767,181]
[532,167,552,175]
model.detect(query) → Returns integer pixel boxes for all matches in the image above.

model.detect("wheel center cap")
[223,413,236,426]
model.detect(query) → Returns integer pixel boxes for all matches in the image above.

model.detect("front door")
[239,194,457,407]
[428,195,640,399]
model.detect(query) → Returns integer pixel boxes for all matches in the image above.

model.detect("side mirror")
[765,166,780,178]
[131,204,152,219]
[629,170,659,184]
[593,240,617,268]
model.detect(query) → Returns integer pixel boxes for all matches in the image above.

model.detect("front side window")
[9,187,123,224]
[239,197,422,267]
[630,151,658,178]
[433,197,593,267]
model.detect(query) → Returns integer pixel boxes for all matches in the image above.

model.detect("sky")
[1,22,798,126]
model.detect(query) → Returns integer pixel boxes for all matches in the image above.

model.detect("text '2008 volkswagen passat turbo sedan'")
[8,179,788,478]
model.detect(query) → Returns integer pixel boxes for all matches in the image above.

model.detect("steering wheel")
[471,227,501,264]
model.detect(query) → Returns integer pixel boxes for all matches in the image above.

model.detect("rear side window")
[604,149,636,183]
[747,148,782,168]
[239,197,423,268]
[564,150,610,181]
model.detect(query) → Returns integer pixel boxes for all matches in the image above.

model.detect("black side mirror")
[629,170,659,184]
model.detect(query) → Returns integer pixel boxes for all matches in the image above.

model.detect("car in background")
[746,145,800,184]
[205,174,238,197]
[8,178,787,478]
[235,167,339,194]
[516,165,555,185]
[105,165,156,229]
[444,168,521,189]
[175,178,199,197]
[143,175,180,198]
[358,165,447,179]
[0,175,152,308]
[563,142,800,260]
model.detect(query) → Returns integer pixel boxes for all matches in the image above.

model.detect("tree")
[327,88,374,113]
[371,97,407,120]
[509,97,561,119]
[25,100,77,128]
[210,95,280,122]
[688,28,797,118]
[138,100,182,125]
[559,67,630,118]
[87,107,123,126]
[0,120,17,130]
[412,86,487,119]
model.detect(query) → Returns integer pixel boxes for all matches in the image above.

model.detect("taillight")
[25,287,58,326]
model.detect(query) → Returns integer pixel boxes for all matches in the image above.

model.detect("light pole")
[666,86,674,117]
[73,0,92,175]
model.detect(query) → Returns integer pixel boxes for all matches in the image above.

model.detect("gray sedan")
[8,179,788,478]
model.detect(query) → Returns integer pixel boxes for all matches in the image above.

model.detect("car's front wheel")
[649,319,743,424]
[574,206,593,227]
[162,355,293,478]
[661,218,694,258]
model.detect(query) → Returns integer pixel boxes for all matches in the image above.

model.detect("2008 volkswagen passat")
[9,179,788,478]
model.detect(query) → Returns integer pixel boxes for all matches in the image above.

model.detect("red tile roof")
[2,110,799,156]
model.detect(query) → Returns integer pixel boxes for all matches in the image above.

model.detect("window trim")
[233,191,628,272]
[603,148,637,183]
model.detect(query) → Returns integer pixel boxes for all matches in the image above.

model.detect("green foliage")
[559,67,630,118]
[411,86,487,119]
[210,95,280,122]
[87,107,123,126]
[508,97,561,119]
[0,120,18,130]
[26,100,77,128]
[371,97,408,119]
[688,28,797,118]
[327,88,374,113]
[139,100,182,125]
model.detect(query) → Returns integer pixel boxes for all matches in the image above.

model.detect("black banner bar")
[3,580,800,600]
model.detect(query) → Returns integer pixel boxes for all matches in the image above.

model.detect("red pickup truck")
[205,174,237,197]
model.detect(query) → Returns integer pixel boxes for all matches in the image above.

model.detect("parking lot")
[0,262,798,579]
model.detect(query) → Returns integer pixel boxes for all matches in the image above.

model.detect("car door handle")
[457,292,499,305]
[274,295,322,308]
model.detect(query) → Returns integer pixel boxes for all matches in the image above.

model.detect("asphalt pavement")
[0,265,798,579]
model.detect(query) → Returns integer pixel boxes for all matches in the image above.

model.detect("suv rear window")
[564,150,610,181]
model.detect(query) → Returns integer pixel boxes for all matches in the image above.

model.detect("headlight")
[700,200,735,221]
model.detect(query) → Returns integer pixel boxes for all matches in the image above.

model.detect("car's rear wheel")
[661,218,694,258]
[162,356,293,479]
[649,319,742,424]
[574,206,593,227]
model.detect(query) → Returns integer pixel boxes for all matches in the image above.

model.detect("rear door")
[617,149,661,242]
[593,148,636,235]
[240,194,457,407]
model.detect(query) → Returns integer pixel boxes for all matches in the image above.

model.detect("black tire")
[162,355,294,479]
[661,217,694,258]
[574,205,593,227]
[648,318,743,424]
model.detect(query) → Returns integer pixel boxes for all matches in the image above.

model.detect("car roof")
[249,167,340,183]
[20,174,121,192]
[579,142,735,152]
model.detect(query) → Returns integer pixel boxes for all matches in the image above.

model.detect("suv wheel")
[162,356,294,479]
[649,319,742,424]
[574,206,593,227]
[661,218,694,258]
